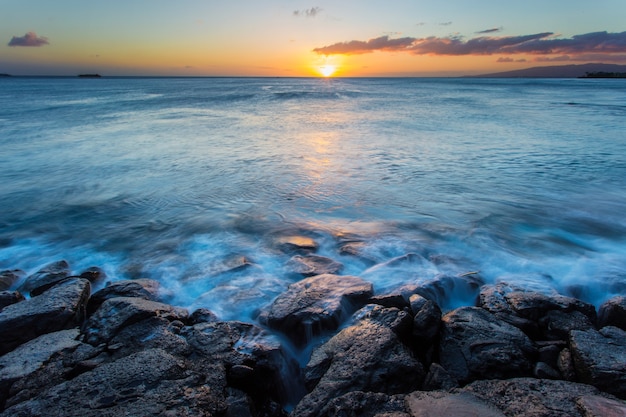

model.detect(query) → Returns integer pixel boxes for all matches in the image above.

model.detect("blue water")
[1,77,625,318]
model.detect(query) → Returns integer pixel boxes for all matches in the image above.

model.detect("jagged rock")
[107,317,191,358]
[479,283,540,338]
[18,260,70,296]
[539,309,595,341]
[189,308,219,324]
[569,326,626,398]
[410,294,442,342]
[293,307,423,417]
[439,307,536,384]
[0,291,25,311]
[261,274,373,345]
[0,278,90,355]
[505,291,596,322]
[87,278,161,315]
[461,378,622,417]
[557,348,576,381]
[285,255,343,277]
[598,296,626,330]
[82,297,188,346]
[0,270,24,291]
[316,391,408,417]
[405,391,505,417]
[275,235,318,254]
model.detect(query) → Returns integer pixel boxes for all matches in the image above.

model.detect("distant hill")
[473,63,626,78]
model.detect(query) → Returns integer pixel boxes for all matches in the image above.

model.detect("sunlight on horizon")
[318,64,337,77]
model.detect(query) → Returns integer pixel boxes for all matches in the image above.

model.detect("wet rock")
[413,274,484,311]
[0,278,90,355]
[439,307,536,384]
[78,266,106,284]
[539,309,595,341]
[505,291,596,323]
[410,294,442,342]
[261,274,373,345]
[285,254,343,277]
[18,260,70,296]
[533,361,560,379]
[598,295,626,330]
[405,391,505,417]
[461,377,621,417]
[107,316,191,358]
[0,270,24,291]
[189,307,219,324]
[479,283,540,338]
[0,291,25,311]
[569,326,626,398]
[82,297,188,346]
[422,363,459,391]
[338,241,380,265]
[275,235,318,254]
[316,391,408,417]
[87,278,161,315]
[351,305,413,340]
[557,348,576,381]
[294,307,423,417]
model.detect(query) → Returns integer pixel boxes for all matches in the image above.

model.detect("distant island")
[0,73,10,77]
[78,74,101,78]
[474,63,626,78]
[579,71,626,78]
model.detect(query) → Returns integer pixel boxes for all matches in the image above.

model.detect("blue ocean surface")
[1,77,625,319]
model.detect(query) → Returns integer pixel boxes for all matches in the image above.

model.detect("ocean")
[1,76,625,320]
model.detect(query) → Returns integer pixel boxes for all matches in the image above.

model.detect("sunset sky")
[3,0,626,77]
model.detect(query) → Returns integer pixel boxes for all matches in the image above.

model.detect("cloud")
[439,22,453,26]
[313,31,626,58]
[293,7,322,17]
[8,31,49,47]
[497,57,527,63]
[476,27,503,34]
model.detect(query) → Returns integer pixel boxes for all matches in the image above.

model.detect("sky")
[2,0,626,77]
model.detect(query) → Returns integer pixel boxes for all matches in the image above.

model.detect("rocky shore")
[1,249,626,416]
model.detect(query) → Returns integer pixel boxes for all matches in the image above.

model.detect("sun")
[319,64,337,77]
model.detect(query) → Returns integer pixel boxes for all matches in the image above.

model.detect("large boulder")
[0,270,24,291]
[439,307,536,384]
[569,326,626,398]
[87,278,161,315]
[293,306,423,417]
[0,278,90,355]
[82,297,188,346]
[261,274,373,345]
[461,377,625,417]
[598,296,626,330]
[18,260,70,296]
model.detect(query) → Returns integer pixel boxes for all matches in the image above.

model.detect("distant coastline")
[78,74,101,78]
[473,63,626,78]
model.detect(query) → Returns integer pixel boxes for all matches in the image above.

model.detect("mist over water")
[1,77,625,319]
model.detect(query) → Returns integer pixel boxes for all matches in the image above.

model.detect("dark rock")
[18,260,70,296]
[537,343,562,367]
[479,283,540,338]
[369,292,410,309]
[82,297,188,346]
[261,274,373,346]
[557,348,576,381]
[461,377,621,417]
[351,304,413,340]
[422,363,459,391]
[533,361,560,379]
[285,255,343,277]
[569,326,626,398]
[405,391,505,417]
[275,235,318,254]
[293,307,423,417]
[413,274,484,311]
[506,291,596,322]
[0,291,25,310]
[539,309,595,341]
[316,391,408,417]
[575,395,626,417]
[439,307,536,384]
[410,294,442,342]
[598,296,626,330]
[87,278,161,315]
[0,278,90,355]
[107,316,191,358]
[78,266,106,284]
[0,270,24,291]
[189,307,219,324]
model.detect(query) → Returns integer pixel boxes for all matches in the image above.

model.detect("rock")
[82,297,188,346]
[422,363,459,391]
[410,294,442,342]
[533,361,560,379]
[107,316,191,358]
[479,283,540,338]
[0,291,25,310]
[0,270,24,291]
[87,278,161,315]
[18,260,70,296]
[576,395,626,417]
[598,296,626,330]
[505,290,596,322]
[461,378,621,417]
[275,235,318,254]
[189,308,219,324]
[413,274,484,311]
[316,391,408,417]
[0,278,90,355]
[78,266,106,284]
[350,305,413,340]
[405,391,505,417]
[439,307,536,384]
[285,255,343,277]
[569,326,626,398]
[0,329,81,405]
[338,241,380,265]
[539,309,595,341]
[261,274,373,346]
[557,348,576,381]
[293,307,423,417]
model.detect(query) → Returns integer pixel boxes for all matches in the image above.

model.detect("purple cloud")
[293,7,322,17]
[313,31,626,58]
[476,27,503,34]
[8,31,49,47]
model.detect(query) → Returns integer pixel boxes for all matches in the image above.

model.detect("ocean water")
[1,77,625,320]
